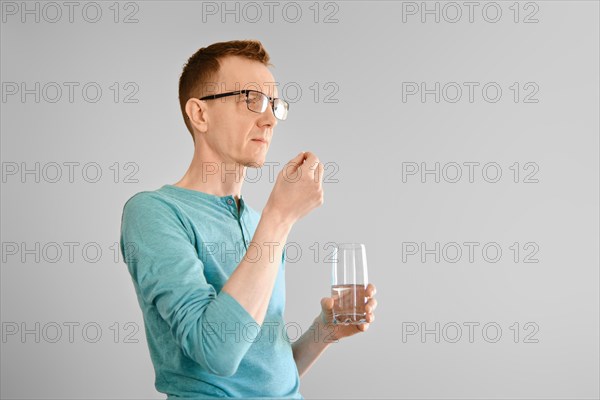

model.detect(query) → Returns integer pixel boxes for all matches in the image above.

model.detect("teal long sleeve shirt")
[119,184,303,399]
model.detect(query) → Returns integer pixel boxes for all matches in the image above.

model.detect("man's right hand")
[263,151,325,226]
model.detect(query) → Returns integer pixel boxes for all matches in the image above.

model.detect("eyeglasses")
[199,89,289,121]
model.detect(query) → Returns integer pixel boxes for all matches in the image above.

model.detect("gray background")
[1,1,599,398]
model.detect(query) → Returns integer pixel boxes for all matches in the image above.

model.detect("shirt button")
[227,199,233,205]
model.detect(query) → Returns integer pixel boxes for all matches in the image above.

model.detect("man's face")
[197,55,279,168]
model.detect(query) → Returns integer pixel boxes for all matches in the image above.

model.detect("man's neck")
[173,161,245,201]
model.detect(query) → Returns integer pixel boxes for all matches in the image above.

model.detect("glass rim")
[335,242,366,249]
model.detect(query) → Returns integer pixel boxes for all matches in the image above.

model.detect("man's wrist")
[313,315,339,344]
[262,206,295,231]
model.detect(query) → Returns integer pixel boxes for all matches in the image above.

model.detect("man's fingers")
[302,153,320,174]
[286,151,306,172]
[366,298,378,313]
[303,151,317,164]
[366,283,377,298]
[289,151,324,184]
[358,322,370,332]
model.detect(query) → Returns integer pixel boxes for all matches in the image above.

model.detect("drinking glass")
[331,243,369,325]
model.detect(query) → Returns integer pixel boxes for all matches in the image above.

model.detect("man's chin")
[243,159,266,168]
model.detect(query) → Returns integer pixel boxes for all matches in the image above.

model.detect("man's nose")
[257,104,277,127]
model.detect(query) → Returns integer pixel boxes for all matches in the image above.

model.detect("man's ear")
[185,98,209,133]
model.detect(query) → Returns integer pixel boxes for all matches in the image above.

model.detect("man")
[119,39,377,398]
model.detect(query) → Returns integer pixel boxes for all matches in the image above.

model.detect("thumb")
[287,151,306,172]
[321,297,334,310]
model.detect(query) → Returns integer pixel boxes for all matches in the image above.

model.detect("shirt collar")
[161,185,245,212]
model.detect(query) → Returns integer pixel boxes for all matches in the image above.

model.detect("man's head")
[178,39,282,168]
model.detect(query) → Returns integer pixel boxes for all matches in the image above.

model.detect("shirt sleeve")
[119,192,260,377]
